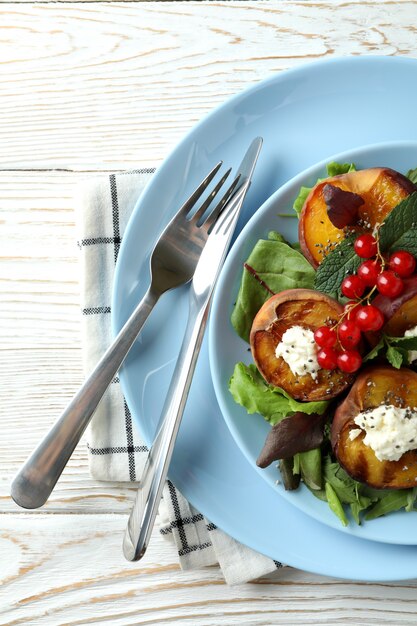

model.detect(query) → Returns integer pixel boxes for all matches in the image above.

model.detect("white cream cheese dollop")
[275,325,320,381]
[404,325,417,362]
[352,404,417,462]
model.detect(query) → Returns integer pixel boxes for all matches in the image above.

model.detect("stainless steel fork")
[123,137,263,561]
[10,157,246,510]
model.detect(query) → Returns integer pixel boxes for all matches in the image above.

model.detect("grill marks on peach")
[332,367,417,489]
[381,291,417,337]
[250,290,353,402]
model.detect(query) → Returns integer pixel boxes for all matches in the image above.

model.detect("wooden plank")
[0,1,416,170]
[3,164,417,623]
[1,513,417,626]
[2,2,417,620]
[0,171,142,513]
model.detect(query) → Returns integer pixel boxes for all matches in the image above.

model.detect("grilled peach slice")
[373,275,417,337]
[299,168,415,268]
[364,276,417,348]
[250,289,353,402]
[331,366,417,489]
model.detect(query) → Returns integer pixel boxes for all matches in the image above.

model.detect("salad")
[229,161,417,526]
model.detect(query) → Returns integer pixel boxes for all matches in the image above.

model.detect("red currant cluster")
[344,233,415,300]
[314,323,362,374]
[314,233,417,375]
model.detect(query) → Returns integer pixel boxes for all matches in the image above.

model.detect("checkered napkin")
[76,170,284,585]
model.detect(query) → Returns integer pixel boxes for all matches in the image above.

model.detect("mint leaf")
[387,335,417,351]
[378,192,417,255]
[314,235,361,296]
[228,363,329,424]
[363,335,416,367]
[407,167,417,184]
[326,162,356,176]
[386,345,404,369]
[231,232,315,342]
[363,336,385,362]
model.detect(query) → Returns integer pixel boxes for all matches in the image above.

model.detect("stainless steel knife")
[123,136,263,561]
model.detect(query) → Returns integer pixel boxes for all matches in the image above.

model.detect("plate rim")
[208,138,417,544]
[112,55,417,581]
[112,55,417,279]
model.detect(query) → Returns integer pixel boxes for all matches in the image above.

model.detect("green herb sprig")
[363,334,417,368]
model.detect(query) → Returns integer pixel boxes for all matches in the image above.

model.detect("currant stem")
[327,228,386,344]
[374,226,386,271]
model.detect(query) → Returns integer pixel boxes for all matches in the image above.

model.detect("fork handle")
[11,286,159,510]
[123,295,208,561]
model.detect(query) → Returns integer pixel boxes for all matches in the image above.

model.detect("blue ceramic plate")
[113,57,417,580]
[209,140,417,545]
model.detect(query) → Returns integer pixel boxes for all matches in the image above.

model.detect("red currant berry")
[338,320,361,349]
[317,347,339,370]
[343,301,359,320]
[355,305,385,331]
[341,274,366,299]
[376,270,404,298]
[337,350,362,373]
[314,326,336,348]
[389,251,416,278]
[354,234,378,258]
[357,259,382,287]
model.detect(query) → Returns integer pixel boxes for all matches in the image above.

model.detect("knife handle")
[123,296,208,561]
[10,287,159,510]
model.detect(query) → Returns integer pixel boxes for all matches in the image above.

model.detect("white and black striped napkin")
[76,170,284,585]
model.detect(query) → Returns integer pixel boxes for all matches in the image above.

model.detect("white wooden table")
[3,2,417,624]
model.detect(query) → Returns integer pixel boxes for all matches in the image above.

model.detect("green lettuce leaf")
[298,448,322,491]
[365,491,412,520]
[326,162,356,176]
[325,482,348,526]
[292,162,356,217]
[386,345,405,369]
[406,488,417,512]
[230,232,315,342]
[407,167,417,184]
[228,363,329,425]
[293,186,312,217]
[305,455,376,525]
[266,230,289,244]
